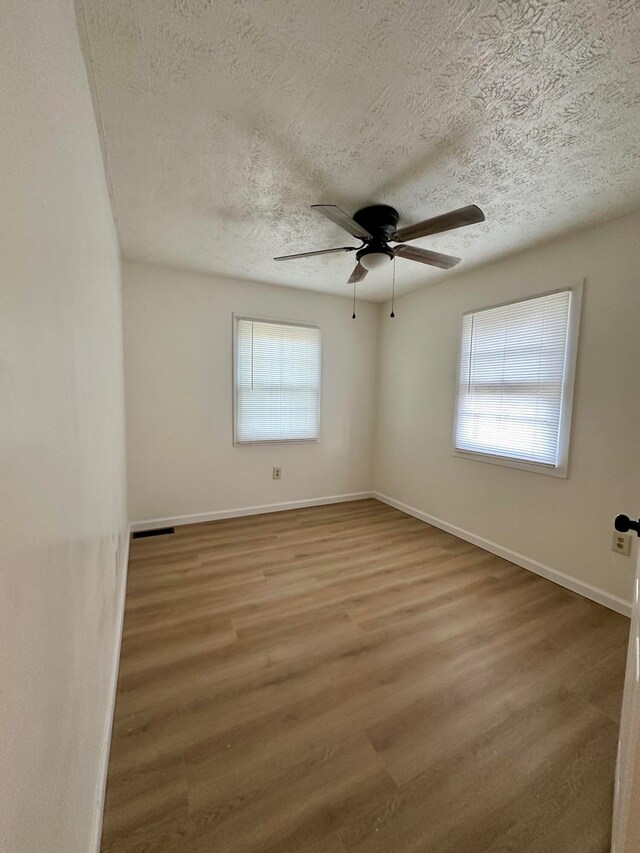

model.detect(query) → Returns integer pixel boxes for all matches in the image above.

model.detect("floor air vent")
[132,527,175,539]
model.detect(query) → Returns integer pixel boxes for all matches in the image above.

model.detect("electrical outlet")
[612,531,631,556]
[272,467,282,480]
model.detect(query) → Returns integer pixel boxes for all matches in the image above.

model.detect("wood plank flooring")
[101,499,629,853]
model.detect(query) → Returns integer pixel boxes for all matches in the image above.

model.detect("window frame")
[232,313,322,446]
[452,282,583,478]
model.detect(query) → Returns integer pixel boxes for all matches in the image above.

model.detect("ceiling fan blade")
[393,204,484,242]
[394,244,461,270]
[274,246,357,261]
[348,262,369,284]
[312,204,373,240]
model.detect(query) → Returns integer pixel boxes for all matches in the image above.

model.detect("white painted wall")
[0,2,128,851]
[123,261,378,523]
[374,211,640,605]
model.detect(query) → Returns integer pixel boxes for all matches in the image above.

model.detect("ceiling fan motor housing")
[353,205,398,267]
[352,204,399,241]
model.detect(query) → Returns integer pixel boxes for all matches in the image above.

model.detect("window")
[234,316,321,444]
[454,286,582,476]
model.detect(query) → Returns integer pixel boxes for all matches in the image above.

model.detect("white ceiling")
[79,0,640,301]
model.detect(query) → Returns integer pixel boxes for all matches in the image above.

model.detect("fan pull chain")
[390,255,396,318]
[352,276,356,319]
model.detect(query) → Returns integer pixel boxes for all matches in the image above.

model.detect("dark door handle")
[615,514,640,537]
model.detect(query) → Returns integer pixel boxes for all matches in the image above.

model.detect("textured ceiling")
[79,0,640,300]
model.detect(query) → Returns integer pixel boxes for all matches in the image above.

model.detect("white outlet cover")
[612,532,632,556]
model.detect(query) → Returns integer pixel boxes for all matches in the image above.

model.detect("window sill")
[453,449,568,478]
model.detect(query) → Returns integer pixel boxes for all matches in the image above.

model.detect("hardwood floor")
[101,499,629,853]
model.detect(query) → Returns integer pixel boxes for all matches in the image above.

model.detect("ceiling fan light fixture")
[358,250,393,271]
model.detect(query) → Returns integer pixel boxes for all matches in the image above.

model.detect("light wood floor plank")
[101,499,628,852]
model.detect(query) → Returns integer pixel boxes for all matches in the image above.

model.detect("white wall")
[0,2,128,851]
[123,261,378,523]
[374,211,640,605]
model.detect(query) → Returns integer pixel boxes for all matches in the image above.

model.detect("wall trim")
[373,492,632,618]
[130,492,374,532]
[91,524,131,853]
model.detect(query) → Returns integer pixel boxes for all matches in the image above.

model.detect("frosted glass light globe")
[359,251,392,271]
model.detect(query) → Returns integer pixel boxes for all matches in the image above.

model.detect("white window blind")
[455,290,574,468]
[234,317,321,443]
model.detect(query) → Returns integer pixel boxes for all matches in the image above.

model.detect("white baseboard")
[90,524,131,853]
[130,492,374,532]
[373,492,632,618]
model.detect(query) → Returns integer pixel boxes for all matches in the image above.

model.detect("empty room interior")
[4,0,640,851]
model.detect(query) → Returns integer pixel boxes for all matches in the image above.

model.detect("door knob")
[614,514,640,537]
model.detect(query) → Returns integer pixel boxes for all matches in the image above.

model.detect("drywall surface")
[0,1,127,851]
[78,0,640,299]
[374,211,640,603]
[123,261,378,523]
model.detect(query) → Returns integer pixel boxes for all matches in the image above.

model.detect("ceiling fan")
[274,203,485,284]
